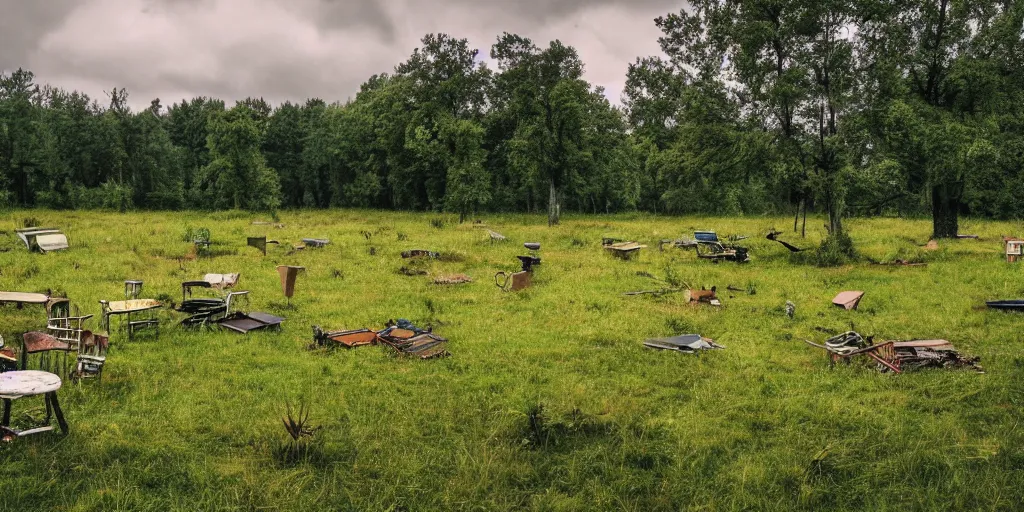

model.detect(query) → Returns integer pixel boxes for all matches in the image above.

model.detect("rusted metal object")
[374,321,450,359]
[832,291,865,310]
[805,332,981,373]
[495,271,531,292]
[276,266,305,303]
[313,326,377,348]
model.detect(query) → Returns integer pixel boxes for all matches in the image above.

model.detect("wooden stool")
[0,370,67,439]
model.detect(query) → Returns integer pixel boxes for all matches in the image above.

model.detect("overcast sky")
[1,0,680,111]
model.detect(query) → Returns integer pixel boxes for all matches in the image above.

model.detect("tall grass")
[0,210,1022,511]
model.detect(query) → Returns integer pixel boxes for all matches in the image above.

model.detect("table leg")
[2,399,10,426]
[47,392,68,434]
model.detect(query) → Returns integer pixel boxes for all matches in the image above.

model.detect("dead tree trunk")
[931,183,959,238]
[547,178,560,226]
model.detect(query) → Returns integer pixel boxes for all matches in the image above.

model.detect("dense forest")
[1,1,1022,237]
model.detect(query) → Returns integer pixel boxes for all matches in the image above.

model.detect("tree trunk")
[548,178,560,226]
[794,198,800,233]
[931,183,959,238]
[801,200,807,238]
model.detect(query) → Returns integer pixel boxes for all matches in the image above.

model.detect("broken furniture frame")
[99,299,162,341]
[804,332,901,373]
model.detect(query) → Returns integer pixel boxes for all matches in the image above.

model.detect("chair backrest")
[76,330,108,378]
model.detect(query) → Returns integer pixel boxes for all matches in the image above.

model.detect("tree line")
[1,1,1022,237]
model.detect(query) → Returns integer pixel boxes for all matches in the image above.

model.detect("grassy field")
[1,209,1023,511]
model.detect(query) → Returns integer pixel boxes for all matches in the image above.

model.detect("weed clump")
[814,231,856,267]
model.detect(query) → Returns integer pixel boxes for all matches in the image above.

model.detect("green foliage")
[815,230,857,267]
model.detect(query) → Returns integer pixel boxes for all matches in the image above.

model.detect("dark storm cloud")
[1,0,683,110]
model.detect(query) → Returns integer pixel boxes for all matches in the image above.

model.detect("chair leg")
[47,393,68,435]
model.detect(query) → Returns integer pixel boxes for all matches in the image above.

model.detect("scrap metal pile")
[312,319,449,359]
[805,331,982,373]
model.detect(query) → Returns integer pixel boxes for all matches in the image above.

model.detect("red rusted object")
[22,332,69,354]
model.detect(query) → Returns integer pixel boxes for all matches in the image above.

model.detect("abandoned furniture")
[124,280,143,300]
[1005,238,1024,262]
[35,299,93,374]
[0,291,51,310]
[247,236,279,255]
[16,227,69,253]
[695,241,749,262]
[804,332,981,373]
[301,238,330,249]
[659,238,698,251]
[73,331,109,380]
[276,266,305,305]
[603,241,647,260]
[100,299,162,341]
[177,281,247,326]
[832,291,865,310]
[694,231,719,243]
[644,334,723,353]
[378,322,449,359]
[1,370,67,439]
[312,326,378,348]
[20,331,71,375]
[191,228,212,257]
[218,311,285,334]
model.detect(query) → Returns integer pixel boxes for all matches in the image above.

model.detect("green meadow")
[1,210,1024,511]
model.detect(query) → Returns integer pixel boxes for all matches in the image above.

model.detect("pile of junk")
[312,319,449,359]
[804,331,982,373]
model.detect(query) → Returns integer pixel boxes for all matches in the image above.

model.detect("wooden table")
[0,292,50,305]
[0,370,67,437]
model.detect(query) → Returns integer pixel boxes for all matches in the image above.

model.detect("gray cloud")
[1,0,681,110]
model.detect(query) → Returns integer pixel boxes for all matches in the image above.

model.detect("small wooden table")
[0,370,67,438]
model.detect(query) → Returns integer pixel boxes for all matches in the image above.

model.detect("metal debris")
[378,320,449,359]
[312,326,377,348]
[985,300,1024,312]
[804,331,982,373]
[644,334,724,353]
